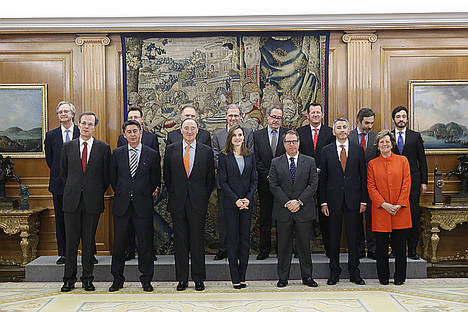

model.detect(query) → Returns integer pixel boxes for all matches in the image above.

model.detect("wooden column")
[75,35,110,141]
[342,32,377,125]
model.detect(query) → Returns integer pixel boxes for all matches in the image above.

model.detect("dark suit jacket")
[253,127,288,192]
[297,124,334,166]
[319,141,367,211]
[269,154,318,222]
[60,138,111,214]
[166,128,212,148]
[163,141,215,215]
[218,153,258,212]
[44,125,80,194]
[110,144,161,218]
[393,129,428,187]
[348,129,378,165]
[117,130,160,162]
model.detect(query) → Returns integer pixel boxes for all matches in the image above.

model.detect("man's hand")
[152,187,159,197]
[321,204,329,216]
[421,183,427,194]
[359,203,366,213]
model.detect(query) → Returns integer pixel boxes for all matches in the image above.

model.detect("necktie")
[184,145,190,177]
[397,131,404,154]
[271,130,277,155]
[81,142,87,172]
[290,157,296,183]
[313,128,318,151]
[360,133,366,153]
[129,148,138,177]
[65,129,71,142]
[340,144,347,172]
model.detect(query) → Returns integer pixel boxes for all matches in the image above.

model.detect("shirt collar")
[310,124,322,132]
[183,139,196,150]
[287,153,299,161]
[79,136,94,145]
[268,125,279,134]
[335,139,349,149]
[128,142,142,151]
[61,124,73,133]
[356,127,367,136]
[396,127,406,135]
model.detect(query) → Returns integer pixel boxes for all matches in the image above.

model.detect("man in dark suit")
[166,105,212,147]
[297,103,334,256]
[269,130,318,288]
[164,118,215,292]
[60,112,110,292]
[349,108,378,260]
[320,117,367,286]
[44,101,80,265]
[212,104,254,261]
[253,105,288,260]
[392,106,428,260]
[109,120,161,292]
[117,106,161,262]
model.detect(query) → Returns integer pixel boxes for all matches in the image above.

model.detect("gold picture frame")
[408,80,468,155]
[0,84,48,158]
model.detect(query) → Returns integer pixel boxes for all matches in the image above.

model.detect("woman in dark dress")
[218,125,258,289]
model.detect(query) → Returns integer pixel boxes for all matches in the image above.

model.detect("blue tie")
[397,131,404,154]
[290,157,296,183]
[65,129,71,142]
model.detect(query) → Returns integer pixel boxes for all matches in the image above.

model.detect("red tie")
[360,133,366,153]
[82,142,87,172]
[313,128,318,151]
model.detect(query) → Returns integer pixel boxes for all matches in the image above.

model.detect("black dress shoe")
[82,281,95,291]
[367,251,377,260]
[302,277,318,287]
[351,278,366,285]
[233,284,242,289]
[327,278,338,285]
[380,280,389,285]
[61,282,75,292]
[56,256,66,265]
[389,251,395,258]
[152,253,158,261]
[256,252,269,260]
[408,252,420,260]
[124,252,136,261]
[240,283,247,288]
[93,256,98,264]
[109,281,124,292]
[176,281,188,291]
[394,280,404,286]
[195,281,205,291]
[142,282,153,292]
[277,280,288,288]
[214,250,227,260]
[359,251,366,259]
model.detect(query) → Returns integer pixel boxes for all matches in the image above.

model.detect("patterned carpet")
[1,279,467,311]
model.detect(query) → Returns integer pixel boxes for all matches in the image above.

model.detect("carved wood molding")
[342,32,377,125]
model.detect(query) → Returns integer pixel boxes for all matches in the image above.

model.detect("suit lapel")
[176,142,187,180]
[281,154,293,185]
[72,125,80,140]
[86,139,99,172]
[134,145,147,177]
[295,154,306,182]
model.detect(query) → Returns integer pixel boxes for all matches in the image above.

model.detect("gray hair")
[226,104,242,114]
[266,105,283,116]
[181,118,199,128]
[374,129,396,151]
[332,117,350,129]
[56,101,76,120]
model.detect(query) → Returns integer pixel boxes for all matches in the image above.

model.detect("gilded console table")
[421,204,468,263]
[0,207,47,266]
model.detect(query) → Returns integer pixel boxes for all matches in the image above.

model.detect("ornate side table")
[420,204,468,263]
[0,207,47,266]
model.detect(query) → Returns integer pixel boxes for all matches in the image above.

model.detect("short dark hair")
[357,108,375,122]
[128,106,143,118]
[266,105,282,115]
[282,129,300,143]
[180,104,197,114]
[79,111,98,126]
[122,120,142,132]
[392,106,408,120]
[306,102,322,114]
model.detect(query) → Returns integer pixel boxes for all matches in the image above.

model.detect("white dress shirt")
[79,136,94,163]
[61,125,75,142]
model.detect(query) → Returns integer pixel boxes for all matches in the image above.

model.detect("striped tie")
[130,148,138,177]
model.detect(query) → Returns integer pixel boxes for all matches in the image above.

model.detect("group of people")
[45,99,427,293]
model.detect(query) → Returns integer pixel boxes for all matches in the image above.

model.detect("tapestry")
[122,32,329,254]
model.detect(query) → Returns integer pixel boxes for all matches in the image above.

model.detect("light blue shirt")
[268,126,279,147]
[356,128,368,146]
[235,155,245,175]
[182,139,196,176]
[128,142,142,166]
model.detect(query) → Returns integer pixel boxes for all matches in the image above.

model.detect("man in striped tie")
[109,120,161,292]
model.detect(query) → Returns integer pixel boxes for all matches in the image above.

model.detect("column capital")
[75,35,110,46]
[342,32,377,43]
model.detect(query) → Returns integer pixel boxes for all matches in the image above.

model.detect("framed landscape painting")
[0,84,48,158]
[408,80,468,155]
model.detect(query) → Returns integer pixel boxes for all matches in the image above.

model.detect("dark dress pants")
[375,229,408,283]
[111,202,154,284]
[258,188,274,255]
[225,206,252,284]
[277,220,313,281]
[328,201,361,280]
[125,219,137,255]
[407,184,421,252]
[217,189,227,253]
[52,193,66,256]
[172,198,206,282]
[63,195,100,283]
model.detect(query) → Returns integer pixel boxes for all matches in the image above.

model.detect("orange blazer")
[367,153,412,232]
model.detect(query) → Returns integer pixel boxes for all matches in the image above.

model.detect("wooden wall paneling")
[328,32,348,125]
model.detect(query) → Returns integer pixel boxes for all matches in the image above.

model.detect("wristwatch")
[297,199,304,206]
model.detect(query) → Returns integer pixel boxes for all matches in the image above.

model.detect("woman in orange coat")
[367,130,411,286]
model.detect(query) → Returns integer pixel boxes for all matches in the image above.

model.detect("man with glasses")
[60,112,110,292]
[269,130,318,288]
[45,101,80,265]
[253,105,288,260]
[212,104,253,261]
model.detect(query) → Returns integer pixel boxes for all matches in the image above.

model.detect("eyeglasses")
[269,114,283,120]
[284,140,299,145]
[80,121,95,127]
